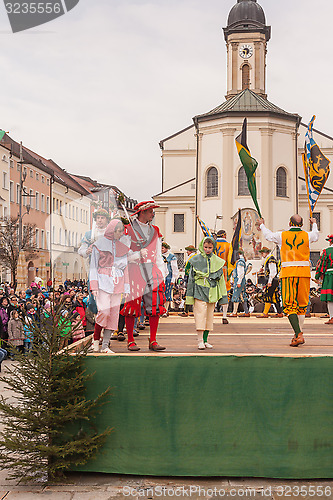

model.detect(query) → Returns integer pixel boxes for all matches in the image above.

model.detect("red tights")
[125,315,159,344]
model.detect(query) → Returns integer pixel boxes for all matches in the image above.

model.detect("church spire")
[223,0,271,99]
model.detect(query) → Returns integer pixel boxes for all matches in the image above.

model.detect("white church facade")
[153,0,333,268]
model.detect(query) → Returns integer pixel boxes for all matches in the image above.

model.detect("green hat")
[162,242,170,249]
[185,245,196,252]
[92,208,111,221]
[259,247,271,254]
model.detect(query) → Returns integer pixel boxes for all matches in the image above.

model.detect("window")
[242,64,250,90]
[60,200,62,214]
[173,214,185,233]
[9,181,14,202]
[46,196,50,214]
[76,207,78,221]
[9,159,13,168]
[310,251,320,269]
[35,192,39,211]
[72,206,75,219]
[52,226,55,244]
[36,173,39,181]
[3,171,8,189]
[41,194,45,212]
[206,167,218,197]
[175,252,185,269]
[312,212,321,231]
[30,170,33,178]
[42,176,45,183]
[65,203,68,217]
[65,230,68,246]
[238,166,250,196]
[29,189,34,209]
[59,228,62,245]
[47,178,50,186]
[17,163,20,172]
[276,167,287,197]
[56,199,59,214]
[80,209,82,222]
[41,230,45,249]
[46,232,50,250]
[16,184,20,204]
[35,229,39,248]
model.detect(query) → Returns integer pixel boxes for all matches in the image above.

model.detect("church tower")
[223,0,271,99]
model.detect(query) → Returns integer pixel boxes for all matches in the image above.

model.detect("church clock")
[239,44,253,59]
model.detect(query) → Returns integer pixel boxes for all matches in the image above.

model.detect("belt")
[281,261,310,267]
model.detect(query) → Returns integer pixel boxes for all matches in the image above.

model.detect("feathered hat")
[131,200,160,216]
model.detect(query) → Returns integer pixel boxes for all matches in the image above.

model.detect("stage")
[76,315,333,479]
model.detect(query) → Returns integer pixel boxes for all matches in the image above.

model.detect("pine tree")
[0,304,111,482]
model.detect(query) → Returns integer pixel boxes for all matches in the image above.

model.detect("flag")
[303,115,330,215]
[0,130,5,142]
[196,216,212,237]
[227,209,242,279]
[235,118,262,217]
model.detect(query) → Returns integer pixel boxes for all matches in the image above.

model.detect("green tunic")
[315,246,333,302]
[185,237,227,305]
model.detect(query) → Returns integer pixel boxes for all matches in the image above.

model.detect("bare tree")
[0,216,38,290]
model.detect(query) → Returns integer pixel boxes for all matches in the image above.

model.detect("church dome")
[227,0,266,27]
[223,0,270,41]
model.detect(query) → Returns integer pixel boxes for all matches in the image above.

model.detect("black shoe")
[117,332,125,341]
[133,330,139,337]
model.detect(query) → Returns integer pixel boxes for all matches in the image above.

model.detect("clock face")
[239,44,253,59]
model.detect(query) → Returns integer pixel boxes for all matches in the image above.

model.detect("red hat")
[131,200,160,216]
[326,234,333,242]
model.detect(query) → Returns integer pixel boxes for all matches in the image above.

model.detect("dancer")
[185,236,227,350]
[315,234,333,324]
[179,245,197,317]
[79,208,110,351]
[161,242,179,316]
[256,214,318,347]
[216,230,231,324]
[255,247,283,318]
[121,201,167,351]
[89,219,130,353]
[230,250,252,317]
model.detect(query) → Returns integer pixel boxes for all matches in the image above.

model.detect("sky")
[0,0,332,201]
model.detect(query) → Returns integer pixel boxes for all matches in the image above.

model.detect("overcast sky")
[0,0,332,201]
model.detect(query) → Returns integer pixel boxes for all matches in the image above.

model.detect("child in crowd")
[24,303,37,353]
[8,310,24,356]
[59,310,72,350]
[185,236,227,350]
[72,312,86,343]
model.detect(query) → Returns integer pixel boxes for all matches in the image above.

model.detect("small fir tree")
[0,304,111,482]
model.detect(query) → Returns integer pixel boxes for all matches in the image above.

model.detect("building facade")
[154,0,333,269]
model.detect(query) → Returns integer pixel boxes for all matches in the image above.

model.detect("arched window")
[276,167,287,197]
[206,167,218,197]
[242,64,250,90]
[238,166,250,196]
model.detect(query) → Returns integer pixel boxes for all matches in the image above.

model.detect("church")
[153,0,333,269]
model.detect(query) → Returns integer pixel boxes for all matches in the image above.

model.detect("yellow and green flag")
[235,118,262,217]
[227,209,242,279]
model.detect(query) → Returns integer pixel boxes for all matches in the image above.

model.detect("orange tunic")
[216,240,231,291]
[280,229,311,279]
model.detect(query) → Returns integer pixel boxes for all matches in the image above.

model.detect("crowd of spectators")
[0,279,94,359]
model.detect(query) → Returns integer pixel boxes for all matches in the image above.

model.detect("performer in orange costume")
[256,215,318,347]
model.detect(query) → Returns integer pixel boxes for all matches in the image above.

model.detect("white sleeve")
[78,243,89,258]
[260,224,282,247]
[268,262,277,283]
[171,258,179,283]
[308,223,319,243]
[156,238,167,278]
[237,263,245,282]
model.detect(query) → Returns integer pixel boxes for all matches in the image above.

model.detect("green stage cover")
[77,355,333,478]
